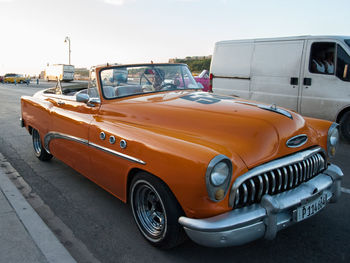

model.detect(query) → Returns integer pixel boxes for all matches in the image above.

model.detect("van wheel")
[32,129,53,161]
[130,172,186,249]
[340,111,350,143]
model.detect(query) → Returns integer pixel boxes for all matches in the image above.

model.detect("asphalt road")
[0,82,349,263]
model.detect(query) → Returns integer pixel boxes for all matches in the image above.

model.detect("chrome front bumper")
[178,164,343,247]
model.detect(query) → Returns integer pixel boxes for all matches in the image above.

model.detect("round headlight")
[327,123,339,158]
[329,128,339,146]
[210,161,229,186]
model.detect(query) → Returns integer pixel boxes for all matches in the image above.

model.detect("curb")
[0,154,76,263]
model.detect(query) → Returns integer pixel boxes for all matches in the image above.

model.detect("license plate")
[296,193,328,222]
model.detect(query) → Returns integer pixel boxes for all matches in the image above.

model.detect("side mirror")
[76,93,89,103]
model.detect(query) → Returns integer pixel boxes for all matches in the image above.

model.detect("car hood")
[101,91,320,169]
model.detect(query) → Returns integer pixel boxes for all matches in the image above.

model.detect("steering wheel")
[140,73,152,85]
[160,83,178,91]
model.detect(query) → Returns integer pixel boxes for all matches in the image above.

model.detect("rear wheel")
[32,129,53,161]
[130,172,186,249]
[340,111,350,143]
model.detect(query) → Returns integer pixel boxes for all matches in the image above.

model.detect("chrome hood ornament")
[286,134,308,148]
[258,104,293,119]
[236,101,293,119]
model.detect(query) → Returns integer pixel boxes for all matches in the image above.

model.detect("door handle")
[290,77,298,85]
[303,78,312,86]
[57,100,65,105]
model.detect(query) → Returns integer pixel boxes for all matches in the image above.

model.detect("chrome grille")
[231,149,326,208]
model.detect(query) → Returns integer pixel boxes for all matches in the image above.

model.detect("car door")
[86,66,146,201]
[300,39,350,121]
[46,91,100,177]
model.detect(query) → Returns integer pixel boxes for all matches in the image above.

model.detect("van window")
[309,42,335,75]
[336,45,350,82]
[345,39,350,48]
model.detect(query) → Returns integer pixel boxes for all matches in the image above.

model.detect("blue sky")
[0,0,349,75]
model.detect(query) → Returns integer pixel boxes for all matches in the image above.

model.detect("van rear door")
[250,40,305,112]
[211,41,254,98]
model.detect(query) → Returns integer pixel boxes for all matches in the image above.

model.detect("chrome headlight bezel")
[206,155,233,202]
[327,122,339,158]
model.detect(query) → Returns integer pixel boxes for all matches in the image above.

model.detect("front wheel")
[32,129,53,161]
[340,111,350,143]
[130,172,186,249]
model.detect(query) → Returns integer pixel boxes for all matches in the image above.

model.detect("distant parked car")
[194,70,210,91]
[4,73,29,84]
[0,76,3,83]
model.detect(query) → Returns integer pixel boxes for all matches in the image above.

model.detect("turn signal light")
[215,189,225,200]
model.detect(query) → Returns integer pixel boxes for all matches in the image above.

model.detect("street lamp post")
[64,36,71,65]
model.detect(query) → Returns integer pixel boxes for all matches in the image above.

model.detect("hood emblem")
[286,135,308,148]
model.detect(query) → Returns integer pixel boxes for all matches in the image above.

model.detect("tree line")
[172,57,211,73]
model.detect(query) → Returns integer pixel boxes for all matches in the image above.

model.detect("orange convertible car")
[21,63,343,248]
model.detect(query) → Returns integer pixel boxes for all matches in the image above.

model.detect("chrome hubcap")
[132,182,166,240]
[32,130,42,155]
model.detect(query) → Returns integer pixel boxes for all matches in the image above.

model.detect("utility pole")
[64,36,71,65]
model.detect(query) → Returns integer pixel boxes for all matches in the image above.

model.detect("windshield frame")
[98,63,200,100]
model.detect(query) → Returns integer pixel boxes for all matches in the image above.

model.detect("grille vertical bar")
[297,162,303,183]
[283,167,288,190]
[277,169,282,191]
[257,175,264,201]
[242,183,248,204]
[302,160,307,182]
[293,164,299,185]
[263,173,269,194]
[249,179,256,203]
[288,165,294,188]
[270,171,276,194]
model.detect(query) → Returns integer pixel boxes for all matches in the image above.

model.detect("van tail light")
[209,73,213,92]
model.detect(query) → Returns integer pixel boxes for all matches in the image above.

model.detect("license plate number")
[296,193,328,222]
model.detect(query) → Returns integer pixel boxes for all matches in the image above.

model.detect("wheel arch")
[336,106,350,123]
[28,125,33,135]
[126,168,185,214]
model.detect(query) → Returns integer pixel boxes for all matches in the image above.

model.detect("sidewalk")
[0,155,76,263]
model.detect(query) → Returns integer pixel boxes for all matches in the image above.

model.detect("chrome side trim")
[89,142,146,165]
[229,147,326,207]
[44,132,88,154]
[44,132,146,165]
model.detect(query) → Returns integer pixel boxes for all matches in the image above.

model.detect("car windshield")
[345,39,350,48]
[99,64,199,99]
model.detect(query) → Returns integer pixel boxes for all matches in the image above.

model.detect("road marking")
[341,187,350,194]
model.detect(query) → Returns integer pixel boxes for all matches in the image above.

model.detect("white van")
[210,35,350,141]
